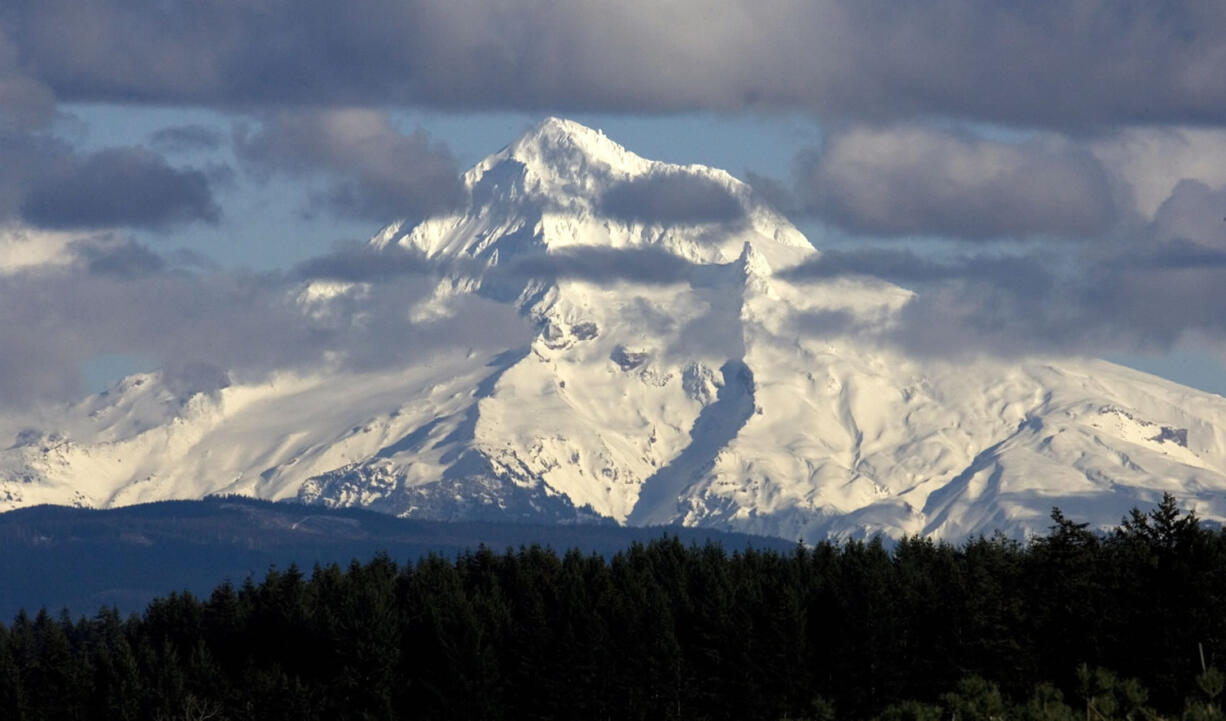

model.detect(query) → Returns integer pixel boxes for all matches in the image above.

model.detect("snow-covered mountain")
[5,117,1226,541]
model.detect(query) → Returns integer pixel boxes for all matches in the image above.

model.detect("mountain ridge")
[0,494,794,618]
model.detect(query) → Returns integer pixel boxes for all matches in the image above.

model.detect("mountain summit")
[5,119,1226,541]
[371,116,812,275]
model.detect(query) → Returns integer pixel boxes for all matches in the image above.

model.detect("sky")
[3,1,1226,409]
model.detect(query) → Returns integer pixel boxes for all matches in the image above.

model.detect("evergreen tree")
[23,609,84,719]
[0,621,26,721]
[940,676,1010,721]
[85,607,142,721]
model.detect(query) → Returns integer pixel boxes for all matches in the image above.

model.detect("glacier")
[4,117,1226,542]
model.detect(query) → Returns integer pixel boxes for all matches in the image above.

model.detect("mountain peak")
[381,117,816,273]
[508,117,628,162]
[472,117,655,188]
[519,116,608,147]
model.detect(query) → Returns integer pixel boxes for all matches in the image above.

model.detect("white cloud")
[0,225,85,275]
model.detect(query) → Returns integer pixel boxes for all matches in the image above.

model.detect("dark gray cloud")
[235,109,464,221]
[1151,180,1226,249]
[4,1,1226,128]
[70,237,166,278]
[744,171,800,217]
[880,261,1226,360]
[0,129,222,230]
[780,248,1054,295]
[0,238,529,409]
[160,360,232,398]
[148,124,224,154]
[599,172,744,226]
[797,126,1118,240]
[296,242,699,287]
[0,27,54,130]
[21,147,220,229]
[163,247,222,272]
[294,241,438,283]
[782,247,1068,355]
[1118,239,1226,271]
[499,246,698,285]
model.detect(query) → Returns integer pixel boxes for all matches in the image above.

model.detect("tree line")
[2,494,1226,720]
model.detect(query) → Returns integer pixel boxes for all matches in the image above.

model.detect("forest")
[2,494,1226,721]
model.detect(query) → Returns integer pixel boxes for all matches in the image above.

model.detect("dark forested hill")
[0,496,793,619]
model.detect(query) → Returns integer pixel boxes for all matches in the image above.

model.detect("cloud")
[235,109,465,221]
[599,172,745,226]
[778,240,1226,360]
[0,28,54,130]
[296,239,702,288]
[883,283,1094,359]
[796,126,1118,240]
[148,124,224,154]
[0,227,84,275]
[761,130,1222,359]
[294,241,439,283]
[779,248,1048,288]
[1109,238,1226,272]
[0,129,222,230]
[70,237,166,278]
[5,1,1226,403]
[784,261,1114,360]
[0,236,530,409]
[744,171,800,217]
[1090,128,1226,220]
[4,1,1226,128]
[498,246,698,285]
[1150,180,1226,248]
[789,308,863,339]
[20,146,220,230]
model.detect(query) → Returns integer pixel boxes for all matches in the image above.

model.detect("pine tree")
[0,621,27,721]
[87,607,142,721]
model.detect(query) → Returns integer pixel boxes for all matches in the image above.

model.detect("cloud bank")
[599,173,745,226]
[0,131,222,231]
[0,234,529,409]
[797,127,1118,240]
[149,125,224,154]
[235,109,465,222]
[784,240,1226,360]
[1,0,1226,398]
[3,1,1226,129]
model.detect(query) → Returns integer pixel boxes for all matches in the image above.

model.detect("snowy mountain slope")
[5,117,1226,541]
